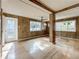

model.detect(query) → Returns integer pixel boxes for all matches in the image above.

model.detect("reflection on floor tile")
[3,37,79,59]
[2,43,14,59]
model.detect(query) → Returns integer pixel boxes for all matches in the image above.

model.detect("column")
[49,13,56,44]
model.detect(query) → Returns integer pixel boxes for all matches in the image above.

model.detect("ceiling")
[2,0,79,20]
[2,0,51,20]
[39,0,79,11]
[56,7,79,19]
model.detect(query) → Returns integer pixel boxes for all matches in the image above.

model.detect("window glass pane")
[30,21,41,31]
[56,20,76,32]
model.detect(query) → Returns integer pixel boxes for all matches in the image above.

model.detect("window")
[7,19,16,36]
[56,20,76,32]
[30,21,41,31]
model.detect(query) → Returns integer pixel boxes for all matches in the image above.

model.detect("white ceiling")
[39,0,79,11]
[2,0,51,20]
[56,7,79,20]
[2,0,79,20]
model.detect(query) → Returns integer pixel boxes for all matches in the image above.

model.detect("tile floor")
[2,37,79,59]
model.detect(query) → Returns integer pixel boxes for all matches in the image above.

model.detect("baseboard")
[58,36,79,40]
[19,34,48,42]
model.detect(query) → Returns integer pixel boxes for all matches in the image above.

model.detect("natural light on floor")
[2,43,14,59]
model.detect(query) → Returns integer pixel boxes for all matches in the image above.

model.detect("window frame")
[56,20,76,32]
[30,20,42,32]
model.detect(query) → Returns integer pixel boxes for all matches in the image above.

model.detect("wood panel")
[3,13,47,41]
[49,14,56,44]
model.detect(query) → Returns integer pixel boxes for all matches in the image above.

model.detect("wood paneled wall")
[76,17,79,39]
[18,16,46,41]
[46,16,79,39]
[18,16,30,40]
[56,16,79,39]
[56,17,79,39]
[3,13,46,41]
[56,32,76,38]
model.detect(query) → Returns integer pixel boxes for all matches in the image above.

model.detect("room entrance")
[2,16,18,44]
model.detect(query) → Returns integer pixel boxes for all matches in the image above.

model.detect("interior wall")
[0,16,1,44]
[55,7,79,39]
[46,16,79,39]
[0,17,1,59]
[18,16,46,41]
[56,32,76,38]
[56,17,79,39]
[3,13,46,41]
[76,17,79,39]
[0,18,1,43]
[0,18,1,44]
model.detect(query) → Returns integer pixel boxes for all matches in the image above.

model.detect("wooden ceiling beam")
[29,0,55,13]
[56,3,79,13]
[29,0,79,14]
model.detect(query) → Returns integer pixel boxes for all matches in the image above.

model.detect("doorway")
[2,16,18,44]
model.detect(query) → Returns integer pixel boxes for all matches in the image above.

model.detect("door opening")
[2,16,18,44]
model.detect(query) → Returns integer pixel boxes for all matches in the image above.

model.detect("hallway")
[3,37,79,59]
